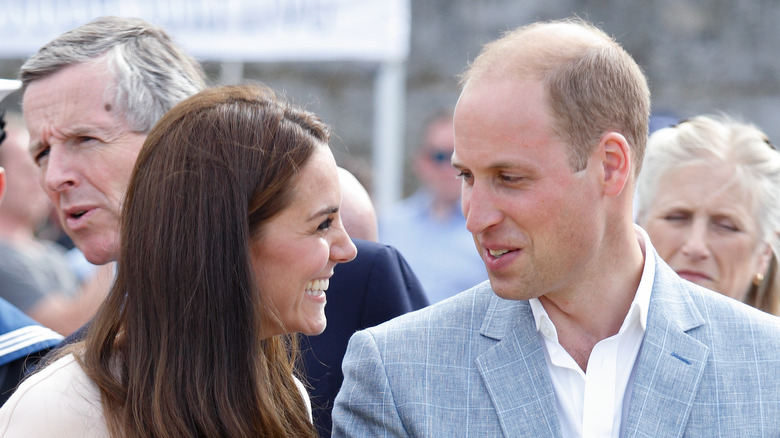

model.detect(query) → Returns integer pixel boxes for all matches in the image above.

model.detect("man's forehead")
[23,77,128,149]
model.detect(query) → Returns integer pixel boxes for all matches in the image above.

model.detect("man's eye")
[77,136,98,144]
[499,174,524,184]
[456,170,472,181]
[33,147,50,165]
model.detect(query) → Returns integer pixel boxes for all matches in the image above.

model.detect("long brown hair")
[81,85,326,437]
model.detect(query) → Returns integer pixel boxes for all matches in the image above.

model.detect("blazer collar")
[474,251,711,437]
[476,293,562,437]
[623,253,709,437]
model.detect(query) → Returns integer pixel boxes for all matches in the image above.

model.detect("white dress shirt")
[529,225,655,438]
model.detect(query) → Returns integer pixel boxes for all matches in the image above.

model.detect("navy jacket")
[302,239,428,437]
[0,297,62,405]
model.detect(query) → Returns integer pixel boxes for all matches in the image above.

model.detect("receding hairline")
[460,19,615,87]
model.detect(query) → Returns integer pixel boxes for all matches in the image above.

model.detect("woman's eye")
[713,220,738,232]
[663,213,688,222]
[317,218,334,232]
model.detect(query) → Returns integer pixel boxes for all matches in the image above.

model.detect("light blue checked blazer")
[332,253,780,437]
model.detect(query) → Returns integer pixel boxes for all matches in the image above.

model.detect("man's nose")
[42,147,79,194]
[463,180,503,235]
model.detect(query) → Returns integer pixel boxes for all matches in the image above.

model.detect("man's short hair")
[459,18,650,177]
[20,16,207,134]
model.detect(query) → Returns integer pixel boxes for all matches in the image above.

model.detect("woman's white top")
[0,354,312,437]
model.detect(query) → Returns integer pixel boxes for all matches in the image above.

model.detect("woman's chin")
[301,319,327,336]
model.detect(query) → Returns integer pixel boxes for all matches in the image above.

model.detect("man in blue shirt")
[380,111,487,303]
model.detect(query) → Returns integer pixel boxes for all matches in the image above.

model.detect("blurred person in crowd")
[0,84,358,436]
[0,81,63,406]
[0,113,109,335]
[333,18,780,437]
[303,166,427,437]
[380,110,487,303]
[338,166,378,242]
[636,114,780,315]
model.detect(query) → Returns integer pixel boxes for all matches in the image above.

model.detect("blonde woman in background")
[636,114,780,315]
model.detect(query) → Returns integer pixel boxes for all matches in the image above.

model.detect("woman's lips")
[676,270,713,283]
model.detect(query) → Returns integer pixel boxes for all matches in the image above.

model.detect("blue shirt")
[379,190,488,303]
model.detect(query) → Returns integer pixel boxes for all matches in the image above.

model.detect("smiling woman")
[636,114,780,315]
[0,85,357,437]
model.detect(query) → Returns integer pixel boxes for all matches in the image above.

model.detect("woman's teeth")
[489,249,509,257]
[305,279,329,296]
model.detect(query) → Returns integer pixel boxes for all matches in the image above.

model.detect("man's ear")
[0,167,6,204]
[599,132,631,197]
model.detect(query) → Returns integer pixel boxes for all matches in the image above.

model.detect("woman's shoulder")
[294,375,312,421]
[0,353,108,437]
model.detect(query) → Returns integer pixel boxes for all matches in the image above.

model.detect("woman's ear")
[756,240,775,276]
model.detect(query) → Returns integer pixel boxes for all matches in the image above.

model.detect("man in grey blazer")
[333,17,780,437]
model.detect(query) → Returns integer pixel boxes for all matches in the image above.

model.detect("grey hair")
[20,16,207,133]
[636,114,780,260]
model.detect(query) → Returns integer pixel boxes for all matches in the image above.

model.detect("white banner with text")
[0,0,410,62]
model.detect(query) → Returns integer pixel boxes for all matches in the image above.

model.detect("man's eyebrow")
[29,124,104,152]
[451,156,521,170]
[68,125,102,137]
[451,152,464,168]
[28,138,46,154]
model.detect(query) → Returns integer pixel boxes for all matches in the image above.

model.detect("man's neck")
[0,215,37,244]
[539,225,645,371]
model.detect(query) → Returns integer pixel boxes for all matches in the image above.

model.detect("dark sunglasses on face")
[0,111,6,146]
[428,149,452,164]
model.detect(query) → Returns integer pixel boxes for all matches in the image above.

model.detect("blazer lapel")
[476,295,561,438]
[623,257,709,438]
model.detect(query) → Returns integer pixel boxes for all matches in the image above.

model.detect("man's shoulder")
[365,281,496,334]
[344,281,508,369]
[651,272,780,346]
[691,285,780,336]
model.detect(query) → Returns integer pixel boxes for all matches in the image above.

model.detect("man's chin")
[488,276,535,301]
[77,241,119,266]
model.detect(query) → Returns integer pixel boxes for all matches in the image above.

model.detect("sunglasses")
[427,149,452,164]
[0,111,6,146]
